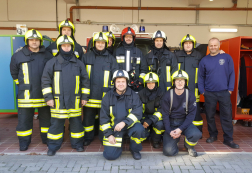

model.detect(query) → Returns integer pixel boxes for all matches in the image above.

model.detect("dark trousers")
[16,106,51,147]
[204,90,233,142]
[103,123,145,160]
[141,119,165,142]
[163,118,202,156]
[193,102,203,132]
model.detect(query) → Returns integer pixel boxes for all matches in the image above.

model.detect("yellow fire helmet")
[58,19,75,36]
[171,70,189,86]
[181,34,196,49]
[56,35,75,52]
[24,29,43,46]
[105,31,116,46]
[144,72,159,87]
[93,32,108,48]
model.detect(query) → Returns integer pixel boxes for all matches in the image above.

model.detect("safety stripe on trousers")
[185,137,197,146]
[16,129,32,136]
[84,126,94,132]
[130,137,146,144]
[41,127,49,133]
[153,127,165,135]
[71,131,84,138]
[47,133,63,140]
[193,120,203,126]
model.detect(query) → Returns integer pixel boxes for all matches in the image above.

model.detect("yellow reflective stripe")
[166,66,171,82]
[52,49,58,56]
[82,88,90,94]
[75,96,80,109]
[95,114,99,119]
[55,96,60,109]
[47,133,63,140]
[71,131,84,138]
[167,87,171,91]
[136,57,141,64]
[51,108,81,114]
[131,137,146,144]
[41,127,49,133]
[139,73,145,79]
[18,99,45,103]
[127,114,138,123]
[103,92,106,98]
[69,112,82,118]
[110,106,115,126]
[103,137,122,142]
[100,123,111,131]
[16,129,32,136]
[75,76,80,94]
[74,51,79,58]
[178,63,181,70]
[89,99,101,104]
[103,70,110,88]
[84,126,94,132]
[86,65,91,79]
[18,103,47,107]
[51,114,69,119]
[22,63,29,84]
[103,141,121,147]
[142,104,145,113]
[54,72,60,94]
[153,112,163,121]
[116,56,125,63]
[85,103,101,108]
[42,87,52,95]
[185,137,197,146]
[153,127,165,135]
[14,79,19,84]
[193,120,203,126]
[195,68,200,102]
[148,66,151,71]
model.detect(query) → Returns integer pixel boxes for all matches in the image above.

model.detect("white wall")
[1,0,252,47]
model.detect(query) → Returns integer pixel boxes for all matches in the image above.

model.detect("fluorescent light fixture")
[210,28,238,32]
[209,0,213,1]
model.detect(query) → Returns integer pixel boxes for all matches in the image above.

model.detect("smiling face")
[115,77,127,92]
[124,35,133,44]
[147,82,156,90]
[209,38,220,55]
[95,41,106,51]
[154,38,164,49]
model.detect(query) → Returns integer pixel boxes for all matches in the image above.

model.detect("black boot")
[20,146,28,151]
[83,140,92,146]
[188,148,198,157]
[152,141,160,149]
[130,149,141,160]
[47,150,56,156]
[76,146,84,152]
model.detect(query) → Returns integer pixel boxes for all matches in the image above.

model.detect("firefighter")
[143,30,178,92]
[162,70,202,157]
[41,35,90,156]
[105,31,116,55]
[114,27,147,92]
[175,34,204,132]
[138,72,165,148]
[10,29,52,151]
[81,32,118,146]
[46,19,84,59]
[100,70,145,160]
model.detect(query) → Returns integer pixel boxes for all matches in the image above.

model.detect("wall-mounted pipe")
[0,27,57,31]
[69,3,252,22]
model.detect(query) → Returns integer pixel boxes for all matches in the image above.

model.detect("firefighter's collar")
[22,45,45,55]
[162,48,170,55]
[113,87,131,96]
[179,49,196,57]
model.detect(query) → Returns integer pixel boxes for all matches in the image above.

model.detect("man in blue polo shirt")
[198,37,239,149]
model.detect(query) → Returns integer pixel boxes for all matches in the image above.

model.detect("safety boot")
[152,141,160,149]
[188,148,198,157]
[130,148,141,160]
[83,140,92,146]
[47,150,56,156]
[19,146,28,151]
[76,146,84,152]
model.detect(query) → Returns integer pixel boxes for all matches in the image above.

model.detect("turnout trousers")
[16,106,51,147]
[103,123,145,160]
[163,118,202,156]
[141,118,165,142]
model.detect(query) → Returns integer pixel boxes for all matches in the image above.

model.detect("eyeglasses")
[175,79,185,83]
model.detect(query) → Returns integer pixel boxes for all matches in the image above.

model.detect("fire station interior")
[0,0,252,154]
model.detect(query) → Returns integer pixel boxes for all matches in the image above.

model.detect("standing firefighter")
[100,70,145,160]
[138,72,165,148]
[46,19,84,58]
[114,27,147,92]
[143,30,178,92]
[81,32,118,146]
[175,34,203,132]
[162,70,202,157]
[42,35,90,156]
[10,29,52,151]
[105,31,116,55]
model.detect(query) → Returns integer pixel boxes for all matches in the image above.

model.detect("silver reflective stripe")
[126,50,130,72]
[186,89,189,115]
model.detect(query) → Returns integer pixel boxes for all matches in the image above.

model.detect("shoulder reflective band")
[100,123,111,131]
[153,127,165,135]
[52,49,58,56]
[130,137,146,144]
[136,57,141,64]
[22,63,30,99]
[14,79,19,84]
[139,73,145,79]
[16,129,32,136]
[74,51,79,58]
[71,131,84,138]
[185,137,197,146]
[193,120,203,126]
[195,68,200,102]
[54,72,60,94]
[103,71,110,87]
[47,133,63,140]
[41,127,49,133]
[75,96,80,109]
[86,65,91,79]
[142,104,145,113]
[75,76,80,94]
[110,106,115,126]
[42,87,52,95]
[116,56,125,63]
[153,112,162,121]
[178,63,181,70]
[166,66,171,83]
[82,88,90,94]
[84,125,94,132]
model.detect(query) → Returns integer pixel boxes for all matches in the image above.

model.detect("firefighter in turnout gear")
[114,27,147,92]
[100,70,145,160]
[46,19,84,59]
[142,30,177,92]
[10,29,53,151]
[105,31,116,55]
[81,32,118,146]
[138,72,165,148]
[162,70,202,157]
[42,35,90,156]
[175,34,204,132]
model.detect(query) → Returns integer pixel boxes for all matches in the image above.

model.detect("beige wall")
[1,0,252,47]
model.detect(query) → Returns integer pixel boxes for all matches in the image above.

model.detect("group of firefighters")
[9,19,239,160]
